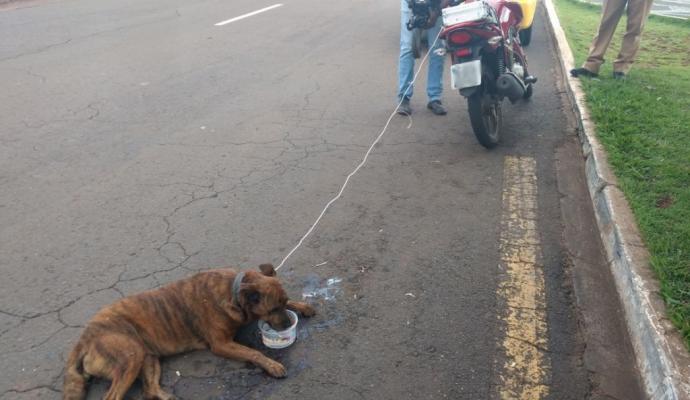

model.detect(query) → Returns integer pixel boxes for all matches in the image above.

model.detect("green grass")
[554,0,690,349]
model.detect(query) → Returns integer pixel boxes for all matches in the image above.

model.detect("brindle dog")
[62,264,315,400]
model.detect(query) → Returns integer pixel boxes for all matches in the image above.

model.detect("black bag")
[406,0,442,30]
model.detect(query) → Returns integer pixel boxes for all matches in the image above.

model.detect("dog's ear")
[240,283,261,305]
[259,263,276,277]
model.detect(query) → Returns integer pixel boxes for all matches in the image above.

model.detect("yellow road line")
[496,156,550,399]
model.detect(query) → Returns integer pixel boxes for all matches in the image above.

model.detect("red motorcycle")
[441,0,537,148]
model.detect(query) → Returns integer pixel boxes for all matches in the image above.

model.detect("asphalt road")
[0,0,644,399]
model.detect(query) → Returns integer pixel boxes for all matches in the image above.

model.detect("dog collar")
[232,271,246,305]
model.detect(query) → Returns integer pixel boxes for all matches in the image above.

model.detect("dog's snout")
[280,312,291,330]
[272,312,291,331]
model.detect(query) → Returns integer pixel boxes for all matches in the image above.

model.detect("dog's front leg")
[209,341,286,378]
[287,300,316,317]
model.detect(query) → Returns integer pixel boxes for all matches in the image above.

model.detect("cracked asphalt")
[1,0,645,399]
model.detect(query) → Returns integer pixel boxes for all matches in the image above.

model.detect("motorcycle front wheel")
[467,90,502,149]
[519,25,533,46]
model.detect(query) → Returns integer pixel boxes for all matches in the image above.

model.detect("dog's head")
[237,264,292,330]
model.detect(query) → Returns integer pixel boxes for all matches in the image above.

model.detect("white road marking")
[214,4,283,26]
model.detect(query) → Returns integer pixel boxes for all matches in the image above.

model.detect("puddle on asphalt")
[301,274,342,301]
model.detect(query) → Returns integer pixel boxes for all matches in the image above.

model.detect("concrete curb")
[541,1,690,398]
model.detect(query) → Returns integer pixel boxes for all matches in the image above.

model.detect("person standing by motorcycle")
[570,0,654,79]
[397,0,452,116]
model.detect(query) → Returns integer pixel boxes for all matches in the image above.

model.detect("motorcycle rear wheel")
[468,90,502,149]
[524,83,534,99]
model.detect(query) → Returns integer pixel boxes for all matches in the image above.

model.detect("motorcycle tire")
[468,90,502,149]
[412,28,423,59]
[519,25,533,47]
[523,83,534,99]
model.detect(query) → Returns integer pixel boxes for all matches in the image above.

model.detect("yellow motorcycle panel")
[509,0,537,29]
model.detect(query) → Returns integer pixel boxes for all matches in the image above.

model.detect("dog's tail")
[63,341,88,400]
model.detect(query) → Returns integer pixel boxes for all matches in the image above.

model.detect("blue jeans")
[398,0,445,102]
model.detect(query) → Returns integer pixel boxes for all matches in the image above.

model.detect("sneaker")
[570,67,598,78]
[427,100,447,115]
[613,71,626,80]
[397,98,412,116]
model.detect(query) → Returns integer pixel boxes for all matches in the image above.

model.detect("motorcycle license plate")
[450,60,482,90]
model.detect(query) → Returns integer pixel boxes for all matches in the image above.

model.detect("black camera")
[406,0,441,31]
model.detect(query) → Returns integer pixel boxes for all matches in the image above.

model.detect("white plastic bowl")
[258,310,298,349]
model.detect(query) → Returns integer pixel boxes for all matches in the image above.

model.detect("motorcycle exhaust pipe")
[496,72,526,103]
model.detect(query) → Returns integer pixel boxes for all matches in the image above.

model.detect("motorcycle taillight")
[448,30,472,45]
[454,48,472,58]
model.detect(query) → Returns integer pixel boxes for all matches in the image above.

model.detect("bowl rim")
[258,309,299,334]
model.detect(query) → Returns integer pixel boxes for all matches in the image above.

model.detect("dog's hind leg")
[93,336,145,400]
[141,355,176,400]
[103,353,143,400]
[104,367,139,400]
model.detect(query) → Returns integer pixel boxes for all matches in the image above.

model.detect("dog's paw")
[300,304,316,318]
[264,360,287,378]
[145,391,177,400]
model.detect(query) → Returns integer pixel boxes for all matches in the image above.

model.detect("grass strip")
[553,0,690,349]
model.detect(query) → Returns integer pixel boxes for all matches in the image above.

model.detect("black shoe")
[427,100,447,115]
[397,98,412,116]
[570,67,598,78]
[613,71,626,80]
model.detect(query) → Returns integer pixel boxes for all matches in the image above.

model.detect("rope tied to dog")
[276,29,443,271]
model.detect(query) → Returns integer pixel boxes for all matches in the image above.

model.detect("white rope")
[276,29,443,271]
